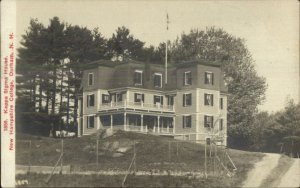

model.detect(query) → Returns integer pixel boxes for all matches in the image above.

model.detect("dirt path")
[241,153,280,188]
[277,158,300,188]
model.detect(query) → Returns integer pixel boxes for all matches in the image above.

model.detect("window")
[219,119,223,131]
[102,94,110,103]
[87,116,95,128]
[183,93,192,106]
[87,94,95,107]
[204,94,214,106]
[154,95,163,105]
[184,71,192,85]
[116,93,123,102]
[134,70,143,85]
[167,96,174,106]
[154,73,162,88]
[183,115,192,128]
[205,72,214,85]
[134,93,144,103]
[204,115,214,128]
[88,73,94,86]
[220,98,223,109]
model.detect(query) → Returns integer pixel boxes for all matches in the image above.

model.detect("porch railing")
[99,101,174,112]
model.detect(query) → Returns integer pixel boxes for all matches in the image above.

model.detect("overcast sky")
[17,0,299,112]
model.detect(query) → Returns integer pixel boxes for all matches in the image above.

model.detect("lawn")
[16,130,264,187]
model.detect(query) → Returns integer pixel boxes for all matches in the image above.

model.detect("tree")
[44,17,67,114]
[108,26,144,60]
[170,27,267,148]
[64,25,108,131]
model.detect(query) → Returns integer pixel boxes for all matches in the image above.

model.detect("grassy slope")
[16,131,263,187]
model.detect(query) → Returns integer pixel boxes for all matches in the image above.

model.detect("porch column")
[173,116,176,134]
[141,114,144,132]
[124,113,127,131]
[110,114,113,130]
[157,116,160,133]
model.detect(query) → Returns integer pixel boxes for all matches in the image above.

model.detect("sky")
[16,0,299,112]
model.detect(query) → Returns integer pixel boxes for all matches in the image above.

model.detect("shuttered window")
[184,71,192,85]
[204,115,214,128]
[204,94,213,106]
[154,73,162,88]
[87,94,95,107]
[134,93,144,102]
[134,70,143,85]
[205,72,214,85]
[183,93,192,106]
[183,115,192,128]
[87,116,95,128]
[88,73,94,86]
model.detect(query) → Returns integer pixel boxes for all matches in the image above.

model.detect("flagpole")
[165,13,169,85]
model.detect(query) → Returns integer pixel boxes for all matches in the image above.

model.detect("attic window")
[205,72,214,85]
[134,70,143,85]
[184,71,192,85]
[154,73,162,88]
[88,73,94,86]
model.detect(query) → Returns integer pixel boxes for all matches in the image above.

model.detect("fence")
[16,136,236,186]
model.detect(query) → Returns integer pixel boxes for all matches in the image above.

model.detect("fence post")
[168,141,171,162]
[28,140,31,174]
[205,143,207,178]
[213,144,216,175]
[60,139,63,174]
[96,139,99,169]
[133,141,136,175]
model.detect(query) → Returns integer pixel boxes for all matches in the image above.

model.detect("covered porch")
[98,112,175,134]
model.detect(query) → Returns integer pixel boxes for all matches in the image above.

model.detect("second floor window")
[220,98,223,109]
[88,73,94,86]
[183,93,192,106]
[154,95,163,105]
[134,93,144,103]
[184,71,192,85]
[102,94,110,103]
[134,70,143,85]
[154,73,162,88]
[167,96,174,106]
[204,94,214,106]
[204,115,214,128]
[183,115,192,128]
[219,119,223,131]
[87,116,95,128]
[87,94,95,107]
[205,72,214,85]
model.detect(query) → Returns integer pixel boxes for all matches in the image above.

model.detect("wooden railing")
[99,101,174,112]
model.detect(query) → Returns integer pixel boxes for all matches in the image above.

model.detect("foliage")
[108,26,144,60]
[245,100,300,156]
[169,27,267,148]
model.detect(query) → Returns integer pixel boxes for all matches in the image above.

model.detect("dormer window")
[205,72,214,85]
[184,71,192,85]
[154,73,162,88]
[134,70,143,86]
[88,73,94,86]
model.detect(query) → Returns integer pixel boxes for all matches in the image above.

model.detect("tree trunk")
[51,67,57,114]
[59,67,64,113]
[38,77,43,112]
[66,67,71,127]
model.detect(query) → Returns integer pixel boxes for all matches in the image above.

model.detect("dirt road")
[241,153,280,188]
[277,158,300,188]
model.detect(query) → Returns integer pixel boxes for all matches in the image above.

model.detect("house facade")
[78,60,228,146]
